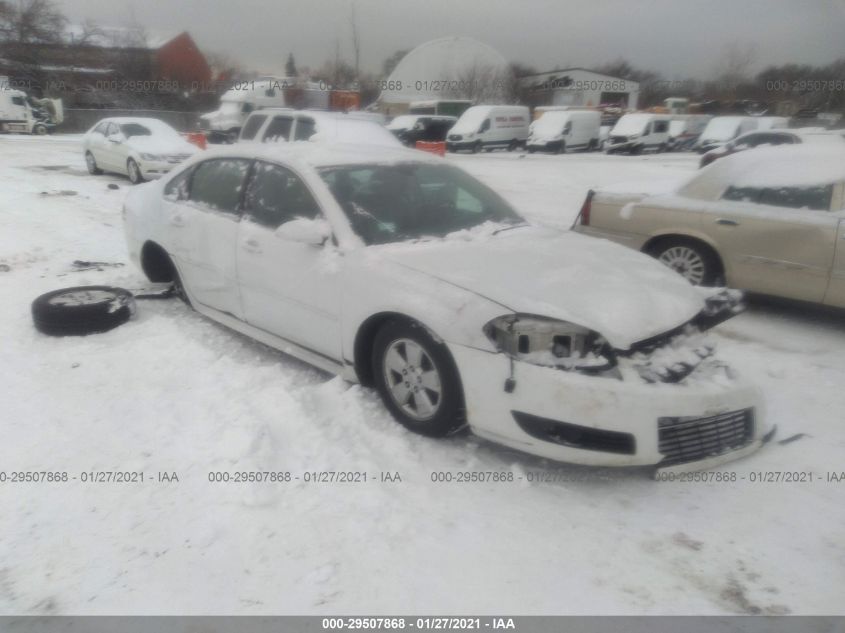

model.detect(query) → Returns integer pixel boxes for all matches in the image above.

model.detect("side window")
[758,185,833,211]
[294,117,316,141]
[164,166,193,201]
[244,162,321,228]
[11,96,25,106]
[105,122,119,136]
[478,119,491,133]
[642,123,652,136]
[722,186,762,203]
[653,120,668,133]
[563,121,572,135]
[263,116,293,142]
[242,102,254,114]
[93,122,109,135]
[188,159,251,214]
[240,115,267,141]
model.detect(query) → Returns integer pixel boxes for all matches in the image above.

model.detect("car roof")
[198,141,442,170]
[681,144,845,200]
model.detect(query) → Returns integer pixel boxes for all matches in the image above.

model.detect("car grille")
[610,135,628,144]
[448,134,462,141]
[658,408,754,466]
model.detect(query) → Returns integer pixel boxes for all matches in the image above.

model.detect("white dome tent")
[378,36,510,114]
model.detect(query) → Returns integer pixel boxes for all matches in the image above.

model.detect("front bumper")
[527,140,563,152]
[138,158,187,179]
[448,342,769,468]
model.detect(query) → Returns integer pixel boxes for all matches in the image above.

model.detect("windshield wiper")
[492,221,530,235]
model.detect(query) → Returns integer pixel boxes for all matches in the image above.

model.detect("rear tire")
[33,124,48,135]
[507,139,518,152]
[372,320,465,438]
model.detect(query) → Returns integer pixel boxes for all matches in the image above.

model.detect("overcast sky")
[54,0,845,78]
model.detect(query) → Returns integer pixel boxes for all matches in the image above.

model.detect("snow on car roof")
[202,141,442,169]
[679,144,845,200]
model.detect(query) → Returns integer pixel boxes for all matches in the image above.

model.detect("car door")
[236,161,341,360]
[261,114,294,143]
[167,157,251,318]
[99,122,123,170]
[701,183,840,302]
[87,122,110,167]
[822,187,845,307]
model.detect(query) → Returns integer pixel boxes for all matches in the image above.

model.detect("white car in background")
[124,142,770,470]
[237,109,401,147]
[83,117,199,184]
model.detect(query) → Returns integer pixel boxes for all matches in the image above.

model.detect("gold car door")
[701,185,839,302]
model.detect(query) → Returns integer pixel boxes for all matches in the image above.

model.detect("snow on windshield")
[319,162,523,245]
[610,114,651,136]
[386,115,418,130]
[451,108,488,133]
[700,117,743,142]
[533,112,568,135]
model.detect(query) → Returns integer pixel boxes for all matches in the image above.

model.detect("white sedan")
[123,143,772,470]
[83,117,199,184]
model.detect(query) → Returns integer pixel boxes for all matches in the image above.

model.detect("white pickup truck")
[0,79,63,135]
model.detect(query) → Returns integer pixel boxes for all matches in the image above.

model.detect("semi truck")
[0,77,63,135]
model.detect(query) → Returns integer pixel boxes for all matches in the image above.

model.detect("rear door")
[169,157,252,317]
[702,184,840,302]
[236,160,341,359]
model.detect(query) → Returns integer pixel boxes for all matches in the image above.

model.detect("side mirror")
[275,217,331,246]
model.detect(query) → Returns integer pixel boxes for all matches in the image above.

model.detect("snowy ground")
[1,136,843,616]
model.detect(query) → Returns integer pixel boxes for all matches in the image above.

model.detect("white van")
[666,114,712,150]
[605,113,672,154]
[527,110,600,153]
[695,116,761,153]
[446,105,530,152]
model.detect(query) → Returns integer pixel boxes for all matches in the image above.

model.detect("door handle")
[715,218,739,226]
[242,238,262,254]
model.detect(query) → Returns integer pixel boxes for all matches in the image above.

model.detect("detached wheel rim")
[659,246,706,285]
[47,289,117,307]
[383,338,442,421]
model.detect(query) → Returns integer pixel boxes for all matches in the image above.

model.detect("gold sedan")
[573,145,845,307]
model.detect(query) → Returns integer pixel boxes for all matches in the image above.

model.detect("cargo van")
[666,114,712,150]
[695,116,761,153]
[605,113,671,154]
[446,105,530,152]
[527,110,600,153]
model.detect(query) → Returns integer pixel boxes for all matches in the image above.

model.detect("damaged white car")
[123,143,772,470]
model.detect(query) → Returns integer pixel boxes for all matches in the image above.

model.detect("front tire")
[471,141,481,154]
[127,159,144,184]
[85,151,102,175]
[372,320,464,438]
[651,238,720,286]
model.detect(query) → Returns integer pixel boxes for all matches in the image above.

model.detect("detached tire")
[32,286,136,336]
[372,320,465,438]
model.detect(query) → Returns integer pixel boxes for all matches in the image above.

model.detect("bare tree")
[0,0,66,44]
[714,41,757,98]
[72,17,104,45]
[349,0,360,80]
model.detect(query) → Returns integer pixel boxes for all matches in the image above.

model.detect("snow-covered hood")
[126,136,197,156]
[379,226,705,350]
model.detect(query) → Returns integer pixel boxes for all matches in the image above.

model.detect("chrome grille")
[658,408,753,466]
[610,135,628,144]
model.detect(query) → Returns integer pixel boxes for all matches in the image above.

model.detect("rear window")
[241,114,267,141]
[294,117,316,141]
[263,116,293,142]
[722,184,833,211]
